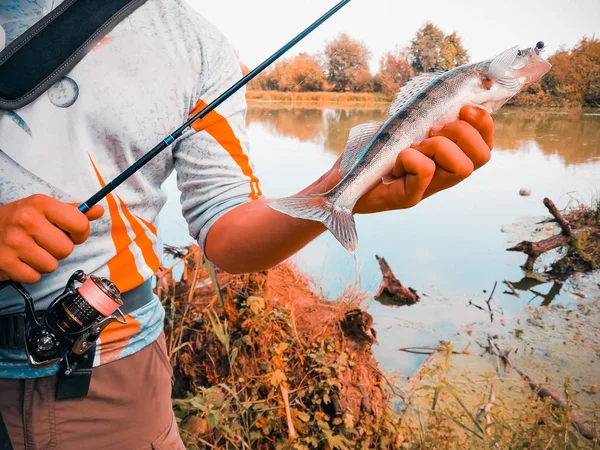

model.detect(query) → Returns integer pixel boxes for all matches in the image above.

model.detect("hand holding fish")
[269,42,551,253]
[335,105,494,214]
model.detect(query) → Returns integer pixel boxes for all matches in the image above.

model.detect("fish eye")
[517,50,523,57]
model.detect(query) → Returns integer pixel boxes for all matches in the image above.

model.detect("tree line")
[240,22,600,108]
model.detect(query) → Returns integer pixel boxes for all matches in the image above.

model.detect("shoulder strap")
[0,0,147,110]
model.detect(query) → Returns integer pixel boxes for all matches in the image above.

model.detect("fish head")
[474,42,552,112]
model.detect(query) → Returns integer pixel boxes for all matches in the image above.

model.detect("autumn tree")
[543,37,600,106]
[258,53,326,92]
[323,33,372,92]
[285,53,327,92]
[411,22,469,73]
[376,46,414,96]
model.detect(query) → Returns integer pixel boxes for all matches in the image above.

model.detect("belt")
[0,279,153,350]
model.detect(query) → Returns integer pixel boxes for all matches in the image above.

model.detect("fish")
[268,42,552,253]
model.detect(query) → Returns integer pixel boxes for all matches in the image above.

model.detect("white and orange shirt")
[0,0,261,377]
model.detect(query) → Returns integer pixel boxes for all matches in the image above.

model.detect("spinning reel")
[0,271,126,368]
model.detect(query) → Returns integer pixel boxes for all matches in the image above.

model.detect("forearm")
[205,172,334,274]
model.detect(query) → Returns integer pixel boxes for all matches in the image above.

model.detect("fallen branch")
[485,337,598,442]
[468,282,501,322]
[476,379,500,449]
[374,255,419,306]
[507,235,567,271]
[543,198,572,237]
[280,384,296,440]
[406,352,438,393]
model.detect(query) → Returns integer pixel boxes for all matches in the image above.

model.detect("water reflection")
[247,104,388,156]
[494,108,600,165]
[247,103,600,165]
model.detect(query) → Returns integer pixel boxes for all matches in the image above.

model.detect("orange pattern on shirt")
[98,313,142,365]
[89,156,144,293]
[189,100,262,200]
[117,195,160,274]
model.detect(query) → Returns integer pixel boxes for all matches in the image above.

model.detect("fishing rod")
[0,0,352,371]
[79,0,351,213]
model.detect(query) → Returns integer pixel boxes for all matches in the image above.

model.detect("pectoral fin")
[488,45,519,79]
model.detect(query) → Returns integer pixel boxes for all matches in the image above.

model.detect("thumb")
[69,204,105,221]
[85,205,105,221]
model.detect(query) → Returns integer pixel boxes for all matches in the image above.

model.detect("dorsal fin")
[338,121,384,178]
[488,45,519,79]
[388,71,444,116]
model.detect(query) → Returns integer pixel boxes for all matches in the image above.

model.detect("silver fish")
[269,42,552,253]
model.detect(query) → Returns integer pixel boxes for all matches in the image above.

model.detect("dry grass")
[158,245,402,449]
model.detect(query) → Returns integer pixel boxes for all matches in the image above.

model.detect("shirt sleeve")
[172,26,261,253]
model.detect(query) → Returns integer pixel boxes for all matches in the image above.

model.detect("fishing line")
[78,0,352,213]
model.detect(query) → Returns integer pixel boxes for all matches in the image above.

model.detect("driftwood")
[485,337,599,442]
[507,197,600,274]
[374,255,420,306]
[507,198,573,271]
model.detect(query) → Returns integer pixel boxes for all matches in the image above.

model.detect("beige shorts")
[0,334,184,450]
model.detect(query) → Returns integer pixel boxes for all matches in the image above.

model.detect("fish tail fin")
[269,195,358,253]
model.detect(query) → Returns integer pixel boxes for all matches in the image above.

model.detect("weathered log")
[374,255,420,306]
[506,197,583,271]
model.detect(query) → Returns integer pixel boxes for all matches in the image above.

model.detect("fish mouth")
[522,59,552,88]
[523,42,552,87]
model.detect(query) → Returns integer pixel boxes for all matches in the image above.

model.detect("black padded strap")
[0,0,147,110]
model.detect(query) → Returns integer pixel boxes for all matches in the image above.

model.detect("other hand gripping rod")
[78,0,351,213]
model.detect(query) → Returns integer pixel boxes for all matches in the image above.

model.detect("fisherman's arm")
[205,105,494,273]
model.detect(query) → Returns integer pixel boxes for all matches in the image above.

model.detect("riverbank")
[157,199,600,449]
[157,248,402,449]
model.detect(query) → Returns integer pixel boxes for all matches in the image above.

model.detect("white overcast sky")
[187,0,599,72]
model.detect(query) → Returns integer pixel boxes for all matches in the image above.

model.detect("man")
[0,0,494,448]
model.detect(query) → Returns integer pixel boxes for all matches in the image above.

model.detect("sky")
[187,0,600,73]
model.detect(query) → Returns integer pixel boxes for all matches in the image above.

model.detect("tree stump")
[374,255,420,306]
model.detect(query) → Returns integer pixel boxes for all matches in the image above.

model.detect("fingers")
[354,148,435,213]
[412,136,474,178]
[0,261,42,284]
[429,120,491,169]
[392,148,436,208]
[31,225,75,260]
[17,240,59,275]
[0,195,104,284]
[459,105,494,150]
[44,201,94,244]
